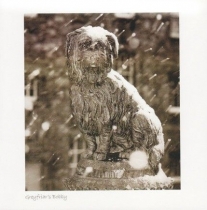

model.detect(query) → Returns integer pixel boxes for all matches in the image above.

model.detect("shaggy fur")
[66,26,164,171]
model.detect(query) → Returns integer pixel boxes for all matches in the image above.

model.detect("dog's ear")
[106,34,119,59]
[65,28,83,57]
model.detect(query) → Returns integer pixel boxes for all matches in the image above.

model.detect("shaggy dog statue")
[66,26,164,172]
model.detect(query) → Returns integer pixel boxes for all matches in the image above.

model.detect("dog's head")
[66,26,119,84]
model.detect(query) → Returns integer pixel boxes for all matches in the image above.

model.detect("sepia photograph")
[25,13,180,191]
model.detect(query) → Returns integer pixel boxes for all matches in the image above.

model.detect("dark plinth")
[63,159,173,190]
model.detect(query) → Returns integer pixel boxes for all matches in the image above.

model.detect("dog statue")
[66,26,164,171]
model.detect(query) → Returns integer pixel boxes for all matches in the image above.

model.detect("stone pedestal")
[63,159,173,190]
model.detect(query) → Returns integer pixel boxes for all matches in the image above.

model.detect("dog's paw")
[119,147,134,159]
[93,152,107,161]
[119,151,131,159]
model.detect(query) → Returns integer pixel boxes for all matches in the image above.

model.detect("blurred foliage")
[25,13,180,190]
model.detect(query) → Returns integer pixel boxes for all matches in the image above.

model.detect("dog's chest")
[70,84,111,134]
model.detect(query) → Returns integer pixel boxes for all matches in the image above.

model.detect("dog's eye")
[96,42,105,50]
[83,43,88,48]
[79,43,86,49]
[79,41,91,50]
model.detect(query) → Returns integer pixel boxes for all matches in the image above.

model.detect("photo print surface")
[25,13,180,191]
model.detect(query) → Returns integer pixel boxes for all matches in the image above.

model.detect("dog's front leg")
[93,132,111,161]
[81,134,96,159]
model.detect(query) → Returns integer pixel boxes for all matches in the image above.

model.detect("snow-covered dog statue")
[66,26,164,172]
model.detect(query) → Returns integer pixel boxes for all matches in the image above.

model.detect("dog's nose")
[90,56,95,63]
[90,56,96,64]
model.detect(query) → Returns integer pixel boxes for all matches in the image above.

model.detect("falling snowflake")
[129,151,149,169]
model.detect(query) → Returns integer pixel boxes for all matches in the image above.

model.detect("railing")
[68,137,87,176]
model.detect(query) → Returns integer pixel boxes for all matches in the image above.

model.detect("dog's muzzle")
[80,52,109,84]
[83,66,102,84]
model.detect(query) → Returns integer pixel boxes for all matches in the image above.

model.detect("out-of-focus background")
[24,13,180,190]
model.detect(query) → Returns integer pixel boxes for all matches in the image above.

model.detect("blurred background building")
[24,13,180,190]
